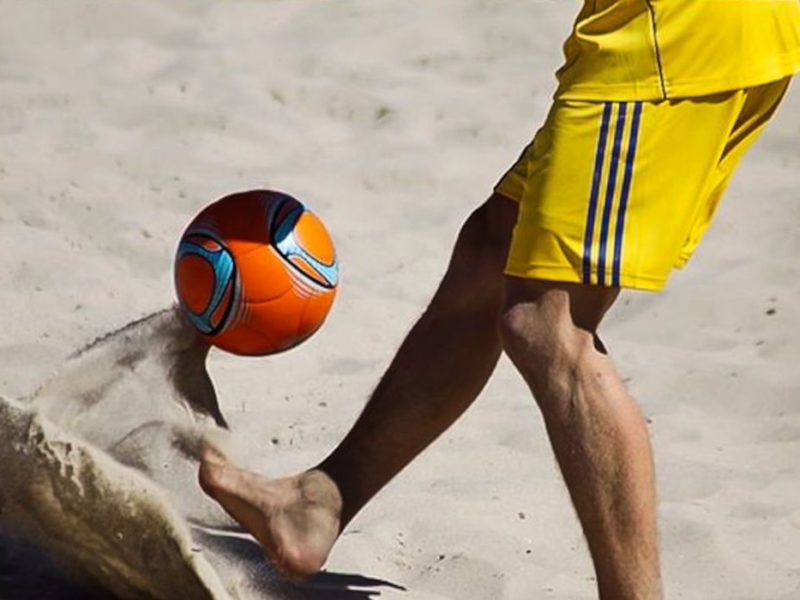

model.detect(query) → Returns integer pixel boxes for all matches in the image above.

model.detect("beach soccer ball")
[174,190,339,355]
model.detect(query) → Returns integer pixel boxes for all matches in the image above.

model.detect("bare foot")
[198,448,342,580]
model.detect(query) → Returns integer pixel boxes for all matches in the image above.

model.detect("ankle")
[299,469,343,512]
[313,458,363,525]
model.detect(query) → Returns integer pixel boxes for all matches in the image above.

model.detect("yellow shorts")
[496,78,791,291]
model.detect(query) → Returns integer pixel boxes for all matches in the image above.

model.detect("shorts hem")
[503,263,667,292]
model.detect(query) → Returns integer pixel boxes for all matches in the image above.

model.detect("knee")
[499,298,571,383]
[499,292,593,410]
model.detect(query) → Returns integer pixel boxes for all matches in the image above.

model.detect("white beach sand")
[0,1,798,598]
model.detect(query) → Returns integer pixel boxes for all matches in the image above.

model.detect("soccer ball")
[174,190,339,355]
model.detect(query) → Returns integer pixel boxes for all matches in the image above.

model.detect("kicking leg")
[200,193,517,578]
[500,278,662,600]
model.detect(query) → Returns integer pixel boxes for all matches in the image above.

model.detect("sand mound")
[0,307,401,599]
[30,308,229,526]
[0,308,282,599]
[0,396,231,600]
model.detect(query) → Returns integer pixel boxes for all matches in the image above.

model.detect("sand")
[0,395,231,599]
[1,308,400,598]
[0,0,798,598]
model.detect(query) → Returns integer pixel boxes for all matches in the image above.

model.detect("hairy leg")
[319,194,518,524]
[200,193,517,577]
[500,279,662,600]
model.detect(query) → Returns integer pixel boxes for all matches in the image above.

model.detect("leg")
[500,278,662,600]
[199,193,518,577]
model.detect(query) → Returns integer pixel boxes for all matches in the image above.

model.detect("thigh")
[478,192,519,246]
[451,192,518,264]
[433,193,518,312]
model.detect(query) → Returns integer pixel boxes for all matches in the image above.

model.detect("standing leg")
[500,278,662,600]
[199,193,517,578]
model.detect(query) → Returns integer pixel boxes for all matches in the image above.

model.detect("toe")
[200,442,227,466]
[198,460,276,510]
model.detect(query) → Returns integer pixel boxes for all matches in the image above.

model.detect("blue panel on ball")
[176,231,239,335]
[268,196,339,289]
[275,229,339,288]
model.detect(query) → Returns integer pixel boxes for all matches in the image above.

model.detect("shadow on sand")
[0,531,108,600]
[0,527,405,600]
[193,526,406,599]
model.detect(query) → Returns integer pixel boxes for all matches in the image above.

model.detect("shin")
[500,280,662,600]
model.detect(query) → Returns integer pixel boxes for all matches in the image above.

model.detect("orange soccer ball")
[174,190,339,355]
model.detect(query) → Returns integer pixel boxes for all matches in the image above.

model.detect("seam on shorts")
[643,0,669,99]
